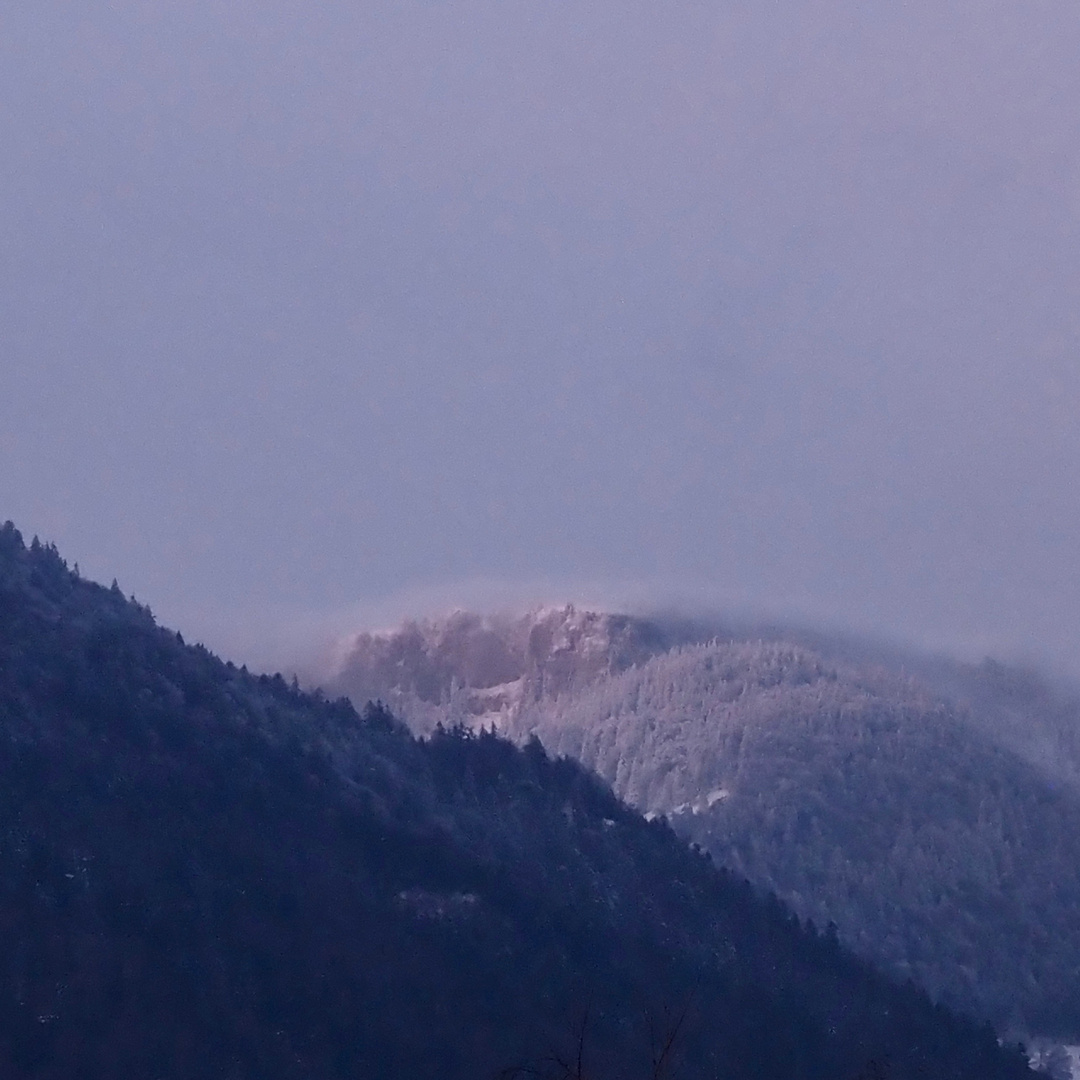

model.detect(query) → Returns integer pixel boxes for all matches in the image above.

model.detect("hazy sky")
[3,0,1080,672]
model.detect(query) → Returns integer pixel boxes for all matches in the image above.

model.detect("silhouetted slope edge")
[0,524,1032,1080]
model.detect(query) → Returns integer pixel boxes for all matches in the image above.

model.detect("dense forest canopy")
[0,522,1036,1079]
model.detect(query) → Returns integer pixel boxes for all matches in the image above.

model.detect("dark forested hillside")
[0,523,1034,1080]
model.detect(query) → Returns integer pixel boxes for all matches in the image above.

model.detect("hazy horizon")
[4,0,1080,676]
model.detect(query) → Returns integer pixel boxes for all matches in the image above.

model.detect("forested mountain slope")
[505,641,1080,1038]
[678,619,1080,797]
[0,523,1032,1080]
[325,609,1080,800]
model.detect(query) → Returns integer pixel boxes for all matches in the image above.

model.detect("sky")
[2,0,1080,674]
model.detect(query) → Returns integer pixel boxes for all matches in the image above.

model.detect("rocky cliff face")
[324,606,674,731]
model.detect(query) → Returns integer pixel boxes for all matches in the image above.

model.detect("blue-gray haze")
[2,0,1078,672]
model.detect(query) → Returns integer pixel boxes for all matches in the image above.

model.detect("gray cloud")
[2,0,1079,671]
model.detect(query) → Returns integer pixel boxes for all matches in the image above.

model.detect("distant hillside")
[323,609,1080,1043]
[505,640,1080,1038]
[679,619,1080,796]
[905,655,1080,794]
[0,523,1031,1080]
